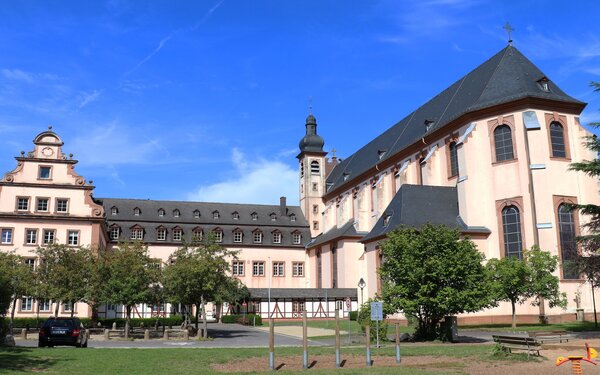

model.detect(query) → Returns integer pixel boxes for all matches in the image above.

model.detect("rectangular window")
[232,260,244,276]
[56,199,68,213]
[20,297,33,311]
[25,258,35,271]
[43,229,55,244]
[157,228,166,241]
[173,229,182,241]
[131,228,143,240]
[214,231,223,243]
[312,205,318,214]
[292,262,304,277]
[233,231,242,243]
[110,227,119,240]
[313,221,319,230]
[39,299,51,311]
[1,228,13,244]
[293,233,302,245]
[252,261,265,276]
[67,230,79,246]
[25,229,38,245]
[273,261,284,277]
[17,197,29,211]
[192,230,203,241]
[63,302,73,312]
[449,142,459,177]
[253,232,262,243]
[38,166,52,179]
[272,232,282,244]
[36,198,49,212]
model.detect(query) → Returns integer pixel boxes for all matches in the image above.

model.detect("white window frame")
[252,261,265,276]
[25,258,36,271]
[293,233,302,245]
[21,297,34,311]
[67,230,79,246]
[17,197,29,211]
[272,232,282,244]
[273,261,284,277]
[292,262,304,277]
[173,229,182,241]
[110,227,120,240]
[36,198,49,212]
[39,299,51,311]
[1,228,13,244]
[253,231,262,243]
[43,229,55,244]
[214,230,223,243]
[131,228,143,240]
[232,260,244,276]
[157,228,167,241]
[56,199,68,213]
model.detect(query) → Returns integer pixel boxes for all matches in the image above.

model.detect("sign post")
[370,301,383,348]
[346,297,352,345]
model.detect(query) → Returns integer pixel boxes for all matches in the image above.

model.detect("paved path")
[15,323,326,349]
[254,325,347,338]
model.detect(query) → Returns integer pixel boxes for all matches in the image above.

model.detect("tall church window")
[316,249,322,288]
[550,122,567,158]
[494,125,514,162]
[331,247,337,288]
[558,204,578,279]
[449,142,459,177]
[310,160,320,174]
[502,206,522,259]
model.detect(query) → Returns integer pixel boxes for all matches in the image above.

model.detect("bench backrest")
[493,335,541,346]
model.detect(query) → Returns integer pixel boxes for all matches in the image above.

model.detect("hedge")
[7,316,183,329]
[221,314,262,326]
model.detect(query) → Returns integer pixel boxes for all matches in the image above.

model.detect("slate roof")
[325,46,585,196]
[306,220,368,249]
[99,198,311,247]
[248,288,357,299]
[361,184,490,243]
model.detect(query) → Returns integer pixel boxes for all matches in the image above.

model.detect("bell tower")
[297,113,327,237]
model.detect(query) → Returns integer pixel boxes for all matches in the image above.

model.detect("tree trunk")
[592,283,598,329]
[201,295,208,339]
[54,300,61,317]
[195,303,200,331]
[9,297,17,332]
[511,300,517,328]
[70,301,75,318]
[125,305,131,339]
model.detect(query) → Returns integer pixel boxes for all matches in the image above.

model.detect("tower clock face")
[42,147,54,157]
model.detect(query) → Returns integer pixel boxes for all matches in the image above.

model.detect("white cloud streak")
[187,148,299,205]
[78,90,102,109]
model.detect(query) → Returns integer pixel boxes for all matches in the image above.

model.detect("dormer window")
[377,149,387,160]
[111,207,118,215]
[424,119,435,131]
[253,230,263,243]
[213,228,223,243]
[272,231,282,244]
[343,172,350,181]
[192,227,203,241]
[134,207,141,216]
[157,227,167,241]
[173,228,182,241]
[270,213,276,221]
[290,214,296,222]
[173,209,180,218]
[251,212,258,221]
[213,211,220,219]
[158,209,165,217]
[383,214,392,227]
[537,77,550,92]
[194,210,200,219]
[232,212,239,220]
[233,229,243,243]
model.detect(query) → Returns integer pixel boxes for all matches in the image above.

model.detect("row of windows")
[0,228,80,246]
[111,206,295,222]
[492,122,567,163]
[500,203,577,279]
[232,260,304,277]
[15,197,69,214]
[111,226,302,245]
[17,297,73,312]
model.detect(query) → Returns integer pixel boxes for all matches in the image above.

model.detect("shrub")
[221,314,262,326]
[348,311,358,321]
[357,300,388,343]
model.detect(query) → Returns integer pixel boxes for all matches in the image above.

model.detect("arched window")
[558,204,578,279]
[212,211,220,219]
[550,122,566,158]
[173,209,180,218]
[494,125,514,162]
[158,208,165,217]
[502,205,522,259]
[133,207,141,216]
[449,142,459,177]
[310,160,320,174]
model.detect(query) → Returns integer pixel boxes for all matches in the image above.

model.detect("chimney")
[280,196,287,216]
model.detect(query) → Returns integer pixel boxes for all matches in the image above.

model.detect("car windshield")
[44,319,76,328]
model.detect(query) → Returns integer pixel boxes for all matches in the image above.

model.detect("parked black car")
[38,317,88,348]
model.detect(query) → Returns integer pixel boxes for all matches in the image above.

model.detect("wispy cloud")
[187,148,298,205]
[2,69,34,83]
[78,90,102,109]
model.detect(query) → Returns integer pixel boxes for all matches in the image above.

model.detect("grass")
[459,321,600,332]
[0,344,498,374]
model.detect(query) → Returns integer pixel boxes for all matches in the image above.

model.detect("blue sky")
[1,0,599,205]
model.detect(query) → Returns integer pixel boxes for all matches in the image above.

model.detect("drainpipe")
[523,118,545,320]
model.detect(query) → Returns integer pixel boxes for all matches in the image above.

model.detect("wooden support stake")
[335,309,341,368]
[163,329,169,340]
[104,328,109,340]
[21,328,27,340]
[269,318,275,370]
[395,323,401,363]
[144,329,150,340]
[365,324,371,367]
[302,311,308,369]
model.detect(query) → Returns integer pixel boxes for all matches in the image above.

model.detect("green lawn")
[459,321,600,332]
[0,345,495,375]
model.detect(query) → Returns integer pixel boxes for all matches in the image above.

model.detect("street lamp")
[358,278,366,307]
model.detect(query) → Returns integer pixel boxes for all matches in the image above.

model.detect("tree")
[35,244,91,317]
[101,242,159,338]
[487,246,567,328]
[212,277,249,322]
[379,224,496,340]
[0,252,34,332]
[0,256,11,339]
[163,234,238,338]
[575,254,600,328]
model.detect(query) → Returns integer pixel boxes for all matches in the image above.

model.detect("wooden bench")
[492,335,541,358]
[528,330,572,343]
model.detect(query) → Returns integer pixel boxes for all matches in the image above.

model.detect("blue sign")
[370,302,383,321]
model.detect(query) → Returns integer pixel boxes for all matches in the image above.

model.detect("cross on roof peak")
[503,22,514,46]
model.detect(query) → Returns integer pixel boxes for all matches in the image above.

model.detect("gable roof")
[306,220,368,249]
[325,46,585,196]
[361,184,490,243]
